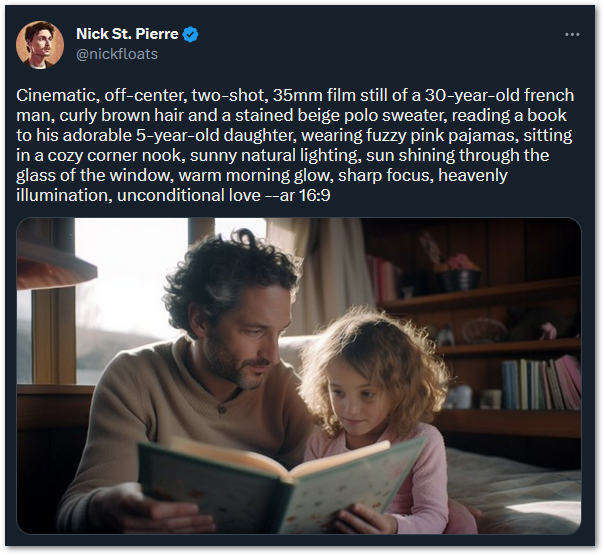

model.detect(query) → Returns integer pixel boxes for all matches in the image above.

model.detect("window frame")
[25,217,214,385]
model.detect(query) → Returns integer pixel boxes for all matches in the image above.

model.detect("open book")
[138,435,427,534]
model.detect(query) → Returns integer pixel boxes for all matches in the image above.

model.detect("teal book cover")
[139,436,427,534]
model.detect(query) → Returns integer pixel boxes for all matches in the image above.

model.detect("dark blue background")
[5,4,595,547]
[6,5,595,217]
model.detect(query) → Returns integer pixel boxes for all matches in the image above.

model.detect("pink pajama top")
[304,422,449,534]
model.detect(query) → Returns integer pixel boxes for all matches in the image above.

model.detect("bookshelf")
[379,279,581,438]
[379,277,580,314]
[364,218,581,466]
[382,278,581,359]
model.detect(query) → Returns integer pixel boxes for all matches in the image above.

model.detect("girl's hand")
[332,503,397,534]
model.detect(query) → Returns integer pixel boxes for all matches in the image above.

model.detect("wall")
[17,386,93,534]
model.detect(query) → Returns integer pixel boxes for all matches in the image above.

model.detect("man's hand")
[88,482,216,534]
[331,503,397,534]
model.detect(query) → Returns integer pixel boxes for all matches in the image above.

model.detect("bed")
[279,335,582,536]
[446,447,581,534]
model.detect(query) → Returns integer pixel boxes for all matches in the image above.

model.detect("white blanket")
[446,448,581,534]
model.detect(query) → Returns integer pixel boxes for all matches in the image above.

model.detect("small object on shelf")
[437,324,455,347]
[419,232,481,292]
[436,269,481,292]
[401,286,414,299]
[462,318,507,344]
[419,231,443,267]
[480,389,502,409]
[435,253,481,273]
[507,306,575,341]
[444,384,473,409]
[540,322,558,340]
[424,325,439,343]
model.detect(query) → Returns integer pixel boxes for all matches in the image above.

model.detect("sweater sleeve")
[390,426,449,534]
[55,352,149,533]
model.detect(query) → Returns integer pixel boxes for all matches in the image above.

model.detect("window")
[74,219,188,384]
[19,217,265,385]
[214,218,266,240]
[16,291,32,384]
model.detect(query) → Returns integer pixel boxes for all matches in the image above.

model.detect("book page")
[289,440,391,478]
[274,437,426,533]
[170,437,289,478]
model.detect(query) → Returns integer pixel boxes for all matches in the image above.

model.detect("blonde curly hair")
[298,306,451,437]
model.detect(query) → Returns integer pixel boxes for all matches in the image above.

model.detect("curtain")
[267,218,375,336]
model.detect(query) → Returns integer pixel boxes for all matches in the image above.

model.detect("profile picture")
[17,21,64,69]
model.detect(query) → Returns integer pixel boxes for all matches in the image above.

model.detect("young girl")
[298,307,477,534]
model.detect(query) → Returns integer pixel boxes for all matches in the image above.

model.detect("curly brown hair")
[163,228,302,338]
[298,306,451,437]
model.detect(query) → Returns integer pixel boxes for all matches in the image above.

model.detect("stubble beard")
[204,333,270,390]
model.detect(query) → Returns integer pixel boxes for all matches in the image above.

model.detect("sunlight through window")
[75,218,188,384]
[214,218,267,240]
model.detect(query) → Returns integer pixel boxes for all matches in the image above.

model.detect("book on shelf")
[539,361,553,410]
[366,255,403,303]
[560,354,581,393]
[546,359,566,410]
[553,358,581,410]
[138,435,427,534]
[501,360,517,409]
[501,355,580,411]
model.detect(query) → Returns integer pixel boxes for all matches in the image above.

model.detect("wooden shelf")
[379,276,581,314]
[381,277,583,441]
[17,236,97,290]
[434,409,581,438]
[437,337,581,358]
[17,385,94,431]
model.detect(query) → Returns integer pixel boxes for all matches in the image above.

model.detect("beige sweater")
[56,335,313,533]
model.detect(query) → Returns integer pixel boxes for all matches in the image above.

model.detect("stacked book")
[366,255,404,303]
[501,355,581,410]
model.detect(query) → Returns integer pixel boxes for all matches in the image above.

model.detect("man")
[23,22,55,69]
[56,230,313,533]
